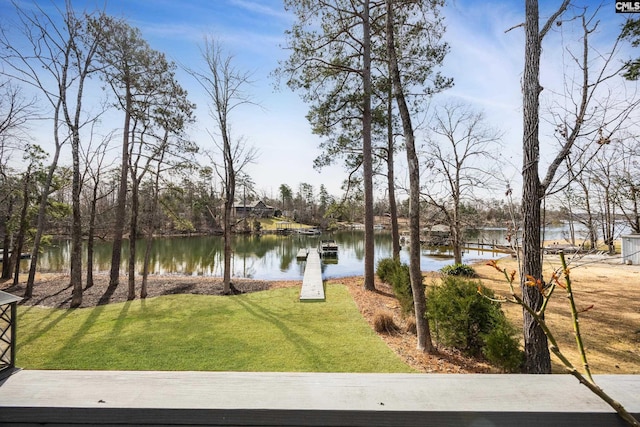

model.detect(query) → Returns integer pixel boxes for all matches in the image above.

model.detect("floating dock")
[296,248,309,260]
[299,249,325,301]
[318,239,338,257]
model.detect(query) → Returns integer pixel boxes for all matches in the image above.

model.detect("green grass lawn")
[16,284,414,373]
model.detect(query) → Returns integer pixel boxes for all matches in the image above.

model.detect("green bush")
[376,257,399,283]
[427,276,522,371]
[376,258,414,315]
[440,263,476,277]
[482,321,523,372]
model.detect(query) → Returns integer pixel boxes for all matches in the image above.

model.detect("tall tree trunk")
[223,127,235,295]
[386,89,400,261]
[86,181,98,289]
[12,171,30,286]
[109,85,132,289]
[604,188,616,254]
[584,188,598,250]
[141,235,152,299]
[630,185,640,234]
[26,109,63,299]
[141,153,164,299]
[223,179,234,294]
[451,226,463,265]
[521,0,551,374]
[362,0,375,291]
[70,131,83,308]
[127,176,139,300]
[2,196,15,279]
[452,192,463,265]
[386,0,434,352]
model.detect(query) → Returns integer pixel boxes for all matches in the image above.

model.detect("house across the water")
[233,200,280,218]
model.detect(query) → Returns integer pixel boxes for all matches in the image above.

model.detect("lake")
[31,230,508,281]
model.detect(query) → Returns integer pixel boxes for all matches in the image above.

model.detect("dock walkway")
[299,249,325,301]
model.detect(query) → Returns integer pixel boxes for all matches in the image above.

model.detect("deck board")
[1,371,639,426]
[300,249,325,301]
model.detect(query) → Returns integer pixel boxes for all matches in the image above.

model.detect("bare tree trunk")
[70,131,83,308]
[521,0,551,373]
[451,226,463,265]
[141,235,152,299]
[604,187,616,254]
[26,115,63,299]
[223,159,235,294]
[452,191,463,265]
[630,186,640,234]
[189,39,256,294]
[386,0,434,352]
[362,0,375,292]
[127,176,139,300]
[386,89,400,261]
[86,183,97,289]
[1,199,12,279]
[109,87,132,289]
[141,153,164,299]
[12,171,30,286]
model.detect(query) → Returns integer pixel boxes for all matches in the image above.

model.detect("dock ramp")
[299,249,325,301]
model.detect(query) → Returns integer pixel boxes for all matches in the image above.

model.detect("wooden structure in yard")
[622,234,640,265]
[299,249,325,301]
[1,371,639,426]
[0,291,21,379]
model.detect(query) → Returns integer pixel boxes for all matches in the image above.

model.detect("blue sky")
[1,0,635,201]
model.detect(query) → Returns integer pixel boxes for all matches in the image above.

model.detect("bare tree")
[0,80,36,278]
[0,2,101,304]
[519,1,638,372]
[423,103,502,265]
[612,138,640,234]
[591,147,618,254]
[188,38,257,294]
[10,145,46,285]
[89,14,188,299]
[124,61,194,301]
[0,80,35,152]
[80,132,114,289]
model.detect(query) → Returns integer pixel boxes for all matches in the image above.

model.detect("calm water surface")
[34,231,507,280]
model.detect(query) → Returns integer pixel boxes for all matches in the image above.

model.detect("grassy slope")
[17,284,414,373]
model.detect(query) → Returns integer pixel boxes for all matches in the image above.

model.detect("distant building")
[232,200,280,218]
[423,224,451,246]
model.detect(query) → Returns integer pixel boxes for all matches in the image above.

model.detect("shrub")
[482,320,523,372]
[426,276,518,363]
[440,263,476,277]
[376,257,398,283]
[376,258,414,315]
[373,312,400,334]
[390,263,414,315]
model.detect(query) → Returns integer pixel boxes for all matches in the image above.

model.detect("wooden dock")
[296,248,309,260]
[299,249,325,301]
[1,370,639,426]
